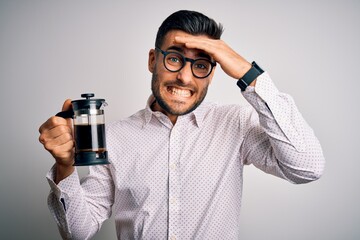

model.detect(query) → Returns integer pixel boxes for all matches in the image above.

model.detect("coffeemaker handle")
[56,110,74,119]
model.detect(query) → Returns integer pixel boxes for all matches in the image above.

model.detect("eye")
[193,60,210,71]
[194,63,207,69]
[166,53,183,66]
[169,57,180,63]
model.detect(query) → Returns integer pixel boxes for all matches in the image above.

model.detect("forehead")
[161,30,211,56]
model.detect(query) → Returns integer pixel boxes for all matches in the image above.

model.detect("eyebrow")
[166,46,212,60]
[167,46,183,52]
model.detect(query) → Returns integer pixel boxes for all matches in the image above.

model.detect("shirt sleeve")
[46,163,114,239]
[240,72,325,184]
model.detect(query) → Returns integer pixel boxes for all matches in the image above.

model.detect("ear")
[148,49,156,73]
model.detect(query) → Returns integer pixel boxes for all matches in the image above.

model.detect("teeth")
[169,87,191,97]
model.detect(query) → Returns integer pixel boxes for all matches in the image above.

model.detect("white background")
[0,0,359,239]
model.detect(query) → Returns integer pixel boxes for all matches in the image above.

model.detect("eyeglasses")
[155,47,216,79]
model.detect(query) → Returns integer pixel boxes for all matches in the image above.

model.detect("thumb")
[62,99,73,111]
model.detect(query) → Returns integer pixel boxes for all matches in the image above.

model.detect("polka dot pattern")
[46,72,325,239]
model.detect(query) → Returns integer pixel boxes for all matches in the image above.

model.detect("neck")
[151,101,178,125]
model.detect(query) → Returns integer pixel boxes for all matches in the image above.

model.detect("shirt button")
[172,128,178,135]
[170,197,177,205]
[170,163,176,170]
[170,236,176,240]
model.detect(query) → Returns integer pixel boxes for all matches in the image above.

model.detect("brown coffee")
[74,124,106,152]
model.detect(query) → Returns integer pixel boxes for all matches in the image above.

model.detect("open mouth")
[167,86,193,98]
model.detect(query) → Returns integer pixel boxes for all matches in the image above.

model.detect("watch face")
[237,62,264,91]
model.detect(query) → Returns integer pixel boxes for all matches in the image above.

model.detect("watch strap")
[237,61,264,91]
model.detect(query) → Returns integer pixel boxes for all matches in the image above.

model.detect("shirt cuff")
[241,71,276,114]
[46,164,81,200]
[243,72,279,101]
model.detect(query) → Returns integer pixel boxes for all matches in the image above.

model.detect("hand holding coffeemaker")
[39,93,110,167]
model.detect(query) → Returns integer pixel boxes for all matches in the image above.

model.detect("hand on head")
[174,35,252,79]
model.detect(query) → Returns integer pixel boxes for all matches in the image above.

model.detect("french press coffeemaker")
[56,93,110,166]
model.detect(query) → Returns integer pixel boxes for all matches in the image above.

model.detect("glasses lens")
[192,59,212,78]
[164,52,184,72]
[159,48,214,78]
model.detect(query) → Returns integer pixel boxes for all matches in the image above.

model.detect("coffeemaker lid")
[71,93,106,110]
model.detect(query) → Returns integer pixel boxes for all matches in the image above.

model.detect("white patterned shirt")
[46,72,325,239]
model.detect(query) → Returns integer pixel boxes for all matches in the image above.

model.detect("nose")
[176,62,193,84]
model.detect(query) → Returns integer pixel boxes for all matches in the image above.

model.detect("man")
[39,10,325,239]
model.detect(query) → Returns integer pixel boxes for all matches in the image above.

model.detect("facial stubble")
[151,72,209,116]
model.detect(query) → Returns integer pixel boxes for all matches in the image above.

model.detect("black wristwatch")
[237,61,264,91]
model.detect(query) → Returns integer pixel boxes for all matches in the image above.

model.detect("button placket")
[168,125,181,239]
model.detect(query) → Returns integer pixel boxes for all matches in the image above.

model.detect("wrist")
[249,79,257,87]
[55,163,75,184]
[237,62,252,79]
[237,61,264,91]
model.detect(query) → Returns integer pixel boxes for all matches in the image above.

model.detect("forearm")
[242,73,325,183]
[245,116,324,183]
[55,163,75,184]
[48,187,98,240]
[47,165,113,239]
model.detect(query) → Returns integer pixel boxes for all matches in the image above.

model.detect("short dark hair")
[155,10,224,48]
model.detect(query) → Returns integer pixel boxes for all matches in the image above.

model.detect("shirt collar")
[143,95,208,129]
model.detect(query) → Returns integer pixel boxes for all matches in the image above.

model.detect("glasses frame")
[155,47,216,79]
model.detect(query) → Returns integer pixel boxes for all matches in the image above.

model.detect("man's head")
[149,10,224,123]
[155,10,223,49]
